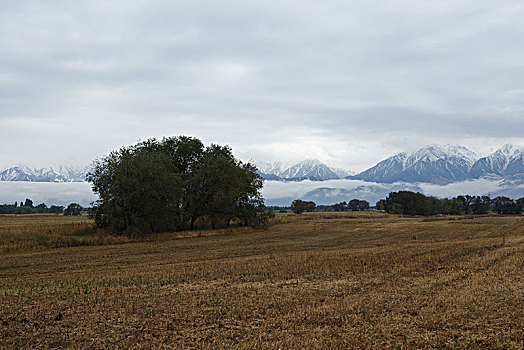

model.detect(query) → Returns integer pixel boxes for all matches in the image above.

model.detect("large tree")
[87,136,269,236]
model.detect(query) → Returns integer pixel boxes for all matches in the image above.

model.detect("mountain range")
[351,144,524,184]
[469,144,524,178]
[256,144,524,184]
[0,164,89,182]
[256,159,347,181]
[1,144,524,185]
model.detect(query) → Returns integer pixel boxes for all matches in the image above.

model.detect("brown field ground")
[1,212,523,349]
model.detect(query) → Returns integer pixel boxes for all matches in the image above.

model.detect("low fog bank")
[1,178,523,209]
[262,178,524,206]
[0,181,97,207]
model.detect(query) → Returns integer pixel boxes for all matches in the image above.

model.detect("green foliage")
[0,200,64,214]
[384,191,522,216]
[332,201,347,212]
[49,205,65,214]
[87,136,268,236]
[291,200,316,214]
[470,196,492,214]
[384,191,434,215]
[376,199,386,211]
[517,197,524,210]
[493,196,522,215]
[64,203,83,216]
[314,200,370,212]
[348,199,370,211]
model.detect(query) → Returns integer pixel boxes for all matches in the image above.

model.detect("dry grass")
[1,212,523,348]
[0,214,99,253]
[0,215,251,253]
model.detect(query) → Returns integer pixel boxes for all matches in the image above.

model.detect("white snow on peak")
[255,159,351,180]
[331,167,356,178]
[497,143,524,158]
[18,164,37,174]
[0,163,88,182]
[256,161,291,176]
[280,159,333,179]
[477,144,524,173]
[403,144,478,169]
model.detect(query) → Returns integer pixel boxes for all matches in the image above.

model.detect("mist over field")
[2,177,523,208]
[0,181,96,207]
[261,178,518,206]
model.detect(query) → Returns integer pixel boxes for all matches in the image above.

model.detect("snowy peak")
[0,165,37,182]
[404,144,477,169]
[354,144,478,184]
[494,144,524,162]
[331,167,356,178]
[499,143,524,155]
[256,161,291,177]
[353,153,407,183]
[356,143,524,184]
[279,159,339,180]
[255,159,351,181]
[0,164,88,182]
[470,144,524,178]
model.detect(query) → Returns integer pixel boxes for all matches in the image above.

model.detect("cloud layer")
[1,1,524,170]
[262,178,512,205]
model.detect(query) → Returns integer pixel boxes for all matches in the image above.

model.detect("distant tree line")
[316,199,371,212]
[280,192,524,217]
[288,199,371,214]
[0,198,82,215]
[87,136,271,236]
[376,191,524,216]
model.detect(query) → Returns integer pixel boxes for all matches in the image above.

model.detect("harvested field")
[0,215,241,253]
[1,212,523,348]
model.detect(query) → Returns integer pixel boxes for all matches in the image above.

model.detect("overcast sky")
[2,0,524,172]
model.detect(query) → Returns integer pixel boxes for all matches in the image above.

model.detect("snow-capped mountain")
[5,143,524,185]
[353,144,479,184]
[469,144,524,178]
[352,152,407,183]
[331,167,356,178]
[279,159,340,181]
[0,164,89,182]
[256,161,290,177]
[56,164,88,181]
[0,165,38,182]
[256,159,345,181]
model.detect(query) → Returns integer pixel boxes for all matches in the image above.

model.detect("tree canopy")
[290,200,316,214]
[382,191,523,216]
[87,136,270,236]
[64,203,83,216]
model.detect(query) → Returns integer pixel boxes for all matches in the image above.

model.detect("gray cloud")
[1,0,524,171]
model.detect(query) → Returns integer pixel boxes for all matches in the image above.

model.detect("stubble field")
[1,212,523,349]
